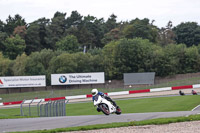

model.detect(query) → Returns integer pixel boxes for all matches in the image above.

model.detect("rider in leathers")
[91,88,118,112]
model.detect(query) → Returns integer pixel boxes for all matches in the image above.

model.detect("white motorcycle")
[93,95,121,115]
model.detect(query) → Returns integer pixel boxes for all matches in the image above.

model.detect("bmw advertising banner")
[51,72,105,85]
[0,75,46,88]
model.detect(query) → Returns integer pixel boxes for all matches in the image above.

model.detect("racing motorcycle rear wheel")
[99,104,110,115]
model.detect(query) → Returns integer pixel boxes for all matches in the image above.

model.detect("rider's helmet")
[91,88,98,96]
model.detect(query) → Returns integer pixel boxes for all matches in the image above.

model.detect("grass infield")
[1,95,200,117]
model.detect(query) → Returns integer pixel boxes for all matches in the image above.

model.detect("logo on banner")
[0,79,3,87]
[0,79,3,84]
[59,75,67,83]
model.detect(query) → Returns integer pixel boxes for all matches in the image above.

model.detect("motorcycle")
[93,95,121,115]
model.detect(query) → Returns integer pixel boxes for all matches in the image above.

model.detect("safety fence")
[20,99,69,117]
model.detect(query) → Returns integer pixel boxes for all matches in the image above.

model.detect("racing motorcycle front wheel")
[99,104,110,115]
[115,106,122,115]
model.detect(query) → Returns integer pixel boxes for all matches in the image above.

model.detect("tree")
[122,18,159,43]
[90,52,104,72]
[0,52,13,76]
[172,44,187,74]
[184,46,200,73]
[65,11,83,29]
[0,20,5,32]
[56,35,80,53]
[13,26,26,39]
[25,22,41,54]
[105,14,118,33]
[24,52,46,75]
[158,44,182,76]
[90,17,105,48]
[25,18,49,54]
[75,26,95,49]
[0,20,7,52]
[102,41,118,79]
[12,53,28,76]
[113,38,155,79]
[45,12,67,50]
[101,28,122,45]
[159,21,176,46]
[48,53,77,74]
[0,32,7,52]
[173,22,200,47]
[3,34,26,60]
[4,14,26,36]
[66,12,106,49]
[80,15,105,48]
[73,52,94,72]
[24,49,61,84]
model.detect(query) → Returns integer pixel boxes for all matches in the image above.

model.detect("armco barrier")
[172,85,193,90]
[129,89,150,94]
[150,87,171,92]
[45,97,66,102]
[0,84,200,106]
[3,100,23,106]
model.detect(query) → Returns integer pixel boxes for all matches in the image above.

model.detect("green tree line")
[1,38,200,85]
[1,11,200,85]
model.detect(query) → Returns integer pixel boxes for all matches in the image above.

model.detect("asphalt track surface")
[0,111,200,132]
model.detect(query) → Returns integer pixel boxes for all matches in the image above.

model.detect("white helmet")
[91,88,98,96]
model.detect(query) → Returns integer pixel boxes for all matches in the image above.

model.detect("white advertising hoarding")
[51,72,105,85]
[0,75,46,88]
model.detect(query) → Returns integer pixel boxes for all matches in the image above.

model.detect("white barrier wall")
[150,87,171,92]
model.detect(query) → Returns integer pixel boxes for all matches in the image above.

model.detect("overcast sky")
[0,0,200,28]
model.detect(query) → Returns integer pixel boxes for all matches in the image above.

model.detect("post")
[45,101,51,117]
[37,100,42,117]
[20,100,25,116]
[52,101,56,116]
[61,100,64,116]
[48,100,52,117]
[40,104,44,117]
[29,99,34,116]
[64,99,69,116]
[56,101,58,116]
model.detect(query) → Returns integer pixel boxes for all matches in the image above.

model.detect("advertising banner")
[51,72,105,85]
[0,75,46,88]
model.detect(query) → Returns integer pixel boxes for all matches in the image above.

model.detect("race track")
[1,111,200,132]
[1,89,200,132]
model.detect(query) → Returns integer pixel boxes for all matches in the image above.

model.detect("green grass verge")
[0,107,21,118]
[0,107,36,119]
[11,114,200,133]
[1,95,200,118]
[66,95,200,116]
[1,76,200,102]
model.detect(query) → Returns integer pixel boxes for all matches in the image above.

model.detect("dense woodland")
[1,11,200,85]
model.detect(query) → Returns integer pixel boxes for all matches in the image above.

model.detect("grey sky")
[0,0,200,28]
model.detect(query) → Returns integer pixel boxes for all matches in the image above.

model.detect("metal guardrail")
[20,99,69,117]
